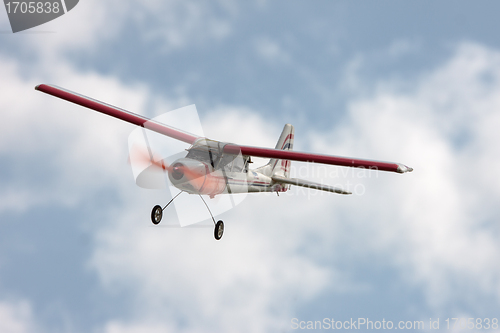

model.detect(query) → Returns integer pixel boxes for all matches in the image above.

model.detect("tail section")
[266,124,351,195]
[268,124,294,178]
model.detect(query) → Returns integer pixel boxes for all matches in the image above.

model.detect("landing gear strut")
[199,195,224,241]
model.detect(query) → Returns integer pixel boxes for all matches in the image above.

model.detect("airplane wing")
[35,84,199,145]
[271,175,352,195]
[36,84,412,174]
[224,144,413,174]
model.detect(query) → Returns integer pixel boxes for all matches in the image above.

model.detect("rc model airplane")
[36,84,413,240]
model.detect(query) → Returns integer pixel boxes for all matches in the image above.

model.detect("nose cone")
[171,163,184,180]
[167,158,208,192]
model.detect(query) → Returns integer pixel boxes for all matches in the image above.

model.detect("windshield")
[219,154,235,171]
[186,148,220,167]
[218,153,248,172]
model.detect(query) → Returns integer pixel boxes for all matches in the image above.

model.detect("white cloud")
[3,7,500,327]
[84,42,500,330]
[101,321,175,333]
[313,42,500,308]
[0,300,37,333]
[92,204,334,332]
[0,59,129,209]
[90,109,343,333]
[138,0,235,50]
[1,32,339,331]
[0,52,194,212]
[254,37,291,64]
[55,42,500,331]
[18,0,238,61]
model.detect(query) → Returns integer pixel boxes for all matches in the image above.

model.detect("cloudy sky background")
[1,1,500,332]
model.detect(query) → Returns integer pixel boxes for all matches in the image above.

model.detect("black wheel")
[151,205,163,225]
[214,220,224,240]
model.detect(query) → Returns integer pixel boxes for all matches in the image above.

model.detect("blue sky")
[1,1,500,332]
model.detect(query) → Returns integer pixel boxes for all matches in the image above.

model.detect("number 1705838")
[5,2,61,14]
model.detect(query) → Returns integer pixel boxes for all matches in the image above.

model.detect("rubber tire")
[214,220,224,240]
[151,205,163,225]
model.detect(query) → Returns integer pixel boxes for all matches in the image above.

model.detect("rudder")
[268,124,294,178]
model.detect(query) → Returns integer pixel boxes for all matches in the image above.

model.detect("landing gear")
[151,191,183,225]
[151,192,225,240]
[214,220,224,240]
[151,205,163,224]
[198,195,225,240]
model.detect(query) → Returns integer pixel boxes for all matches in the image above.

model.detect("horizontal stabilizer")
[272,175,352,195]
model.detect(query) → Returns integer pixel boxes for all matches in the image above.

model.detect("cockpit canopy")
[185,138,251,172]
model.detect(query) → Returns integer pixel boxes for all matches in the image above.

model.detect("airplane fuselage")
[167,157,286,198]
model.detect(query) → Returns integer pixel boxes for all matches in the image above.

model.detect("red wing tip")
[35,84,51,91]
[35,83,54,91]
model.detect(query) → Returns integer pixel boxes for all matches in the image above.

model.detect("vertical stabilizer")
[268,124,294,178]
